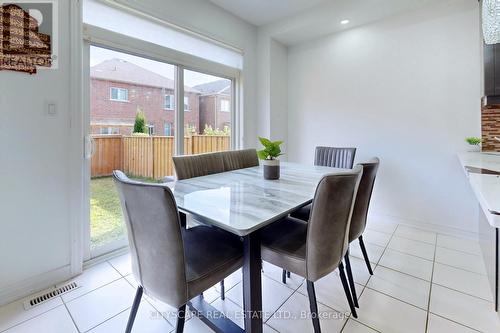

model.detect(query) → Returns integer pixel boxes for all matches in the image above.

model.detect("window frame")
[109,87,129,102]
[164,94,174,110]
[220,98,230,112]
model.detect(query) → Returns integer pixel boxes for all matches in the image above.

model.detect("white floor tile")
[394,225,437,244]
[346,257,372,286]
[210,298,244,328]
[181,316,215,333]
[0,295,63,332]
[426,314,478,333]
[356,288,427,333]
[87,299,172,333]
[297,271,362,314]
[226,275,295,320]
[65,278,136,332]
[433,263,493,302]
[108,253,132,276]
[367,266,430,309]
[362,230,392,248]
[365,219,398,235]
[436,234,481,256]
[342,319,378,333]
[430,284,500,333]
[349,242,384,264]
[435,247,487,275]
[387,236,435,260]
[266,292,347,333]
[262,262,305,290]
[2,306,77,333]
[378,249,433,281]
[62,262,122,302]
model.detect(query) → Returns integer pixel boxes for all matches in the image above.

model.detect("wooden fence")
[91,135,230,179]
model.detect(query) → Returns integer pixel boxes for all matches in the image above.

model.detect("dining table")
[169,161,339,333]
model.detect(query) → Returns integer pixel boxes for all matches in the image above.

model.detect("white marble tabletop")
[169,162,343,236]
[458,152,500,228]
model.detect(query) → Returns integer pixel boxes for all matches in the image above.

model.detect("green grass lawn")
[90,177,126,249]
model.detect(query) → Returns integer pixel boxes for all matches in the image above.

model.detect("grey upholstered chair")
[285,147,357,283]
[342,158,380,308]
[112,171,243,333]
[171,149,258,299]
[315,146,357,169]
[261,166,363,329]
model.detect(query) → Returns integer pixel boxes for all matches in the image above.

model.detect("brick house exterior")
[90,59,200,136]
[194,80,232,132]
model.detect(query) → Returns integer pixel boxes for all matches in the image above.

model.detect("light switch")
[47,103,57,116]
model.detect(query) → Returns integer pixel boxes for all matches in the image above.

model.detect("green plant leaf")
[259,137,272,147]
[257,149,269,160]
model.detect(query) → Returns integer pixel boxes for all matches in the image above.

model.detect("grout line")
[430,282,494,303]
[82,306,131,333]
[432,260,488,276]
[428,312,483,333]
[62,301,81,333]
[0,299,65,333]
[424,228,438,333]
[61,275,124,305]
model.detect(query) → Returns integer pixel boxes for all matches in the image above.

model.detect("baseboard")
[0,265,73,307]
[369,212,479,240]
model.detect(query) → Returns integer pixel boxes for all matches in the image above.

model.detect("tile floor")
[1,221,500,333]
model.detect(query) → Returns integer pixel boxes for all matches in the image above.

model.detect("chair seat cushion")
[290,204,311,222]
[261,217,308,277]
[183,226,243,298]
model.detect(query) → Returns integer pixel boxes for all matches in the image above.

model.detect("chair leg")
[359,235,374,275]
[125,286,143,333]
[338,262,358,318]
[176,304,187,333]
[306,280,321,333]
[344,249,359,308]
[282,269,287,284]
[220,280,225,300]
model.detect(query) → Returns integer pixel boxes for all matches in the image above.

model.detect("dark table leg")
[243,232,263,333]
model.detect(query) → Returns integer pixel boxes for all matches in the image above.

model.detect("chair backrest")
[306,165,363,281]
[172,152,225,180]
[221,149,259,171]
[113,171,188,308]
[349,158,380,242]
[315,146,357,169]
[172,149,259,180]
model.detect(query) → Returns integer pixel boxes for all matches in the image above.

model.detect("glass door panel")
[88,45,176,256]
[183,69,232,155]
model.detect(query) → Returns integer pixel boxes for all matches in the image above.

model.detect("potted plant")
[465,137,482,152]
[257,137,284,180]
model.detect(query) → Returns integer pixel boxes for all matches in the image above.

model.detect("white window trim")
[110,87,129,102]
[220,99,230,112]
[164,94,174,110]
[184,96,190,112]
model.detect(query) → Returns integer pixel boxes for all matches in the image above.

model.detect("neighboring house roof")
[90,58,198,92]
[193,79,231,96]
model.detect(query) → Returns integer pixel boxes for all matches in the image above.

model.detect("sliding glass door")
[83,43,239,260]
[86,45,178,258]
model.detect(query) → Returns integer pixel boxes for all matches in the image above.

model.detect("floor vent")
[23,282,79,310]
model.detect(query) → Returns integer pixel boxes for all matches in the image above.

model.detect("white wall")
[287,0,481,232]
[0,0,73,302]
[0,0,258,305]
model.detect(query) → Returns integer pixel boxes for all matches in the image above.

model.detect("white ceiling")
[209,0,328,26]
[209,0,440,45]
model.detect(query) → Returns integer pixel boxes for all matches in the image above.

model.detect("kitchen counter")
[458,152,500,227]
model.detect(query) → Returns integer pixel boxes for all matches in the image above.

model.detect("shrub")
[133,109,148,134]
